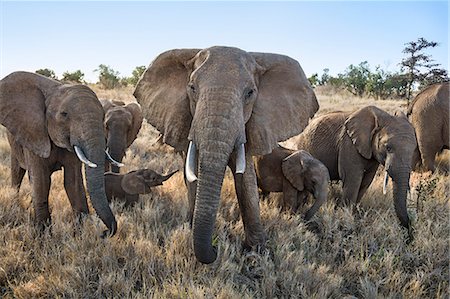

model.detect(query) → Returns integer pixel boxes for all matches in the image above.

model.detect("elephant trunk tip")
[194,242,217,264]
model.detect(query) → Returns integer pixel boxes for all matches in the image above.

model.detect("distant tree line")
[35,65,146,90]
[307,37,448,103]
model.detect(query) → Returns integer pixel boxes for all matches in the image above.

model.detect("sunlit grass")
[0,86,448,298]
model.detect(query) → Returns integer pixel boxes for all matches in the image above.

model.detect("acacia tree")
[400,37,448,103]
[95,64,121,89]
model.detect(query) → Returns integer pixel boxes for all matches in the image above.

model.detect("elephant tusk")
[186,141,198,183]
[382,171,389,195]
[105,148,124,167]
[235,143,246,174]
[74,146,97,168]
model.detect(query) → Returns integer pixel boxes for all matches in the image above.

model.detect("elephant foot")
[243,230,267,255]
[34,218,52,237]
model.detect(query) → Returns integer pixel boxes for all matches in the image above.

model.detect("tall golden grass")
[0,87,448,298]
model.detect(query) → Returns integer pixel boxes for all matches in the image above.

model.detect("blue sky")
[1,1,448,82]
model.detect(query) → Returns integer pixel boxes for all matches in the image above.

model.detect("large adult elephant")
[294,106,417,238]
[0,71,117,236]
[134,46,319,263]
[100,99,143,173]
[407,82,449,172]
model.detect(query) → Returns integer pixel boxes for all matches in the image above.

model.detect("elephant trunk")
[192,145,231,264]
[83,140,117,236]
[390,167,411,237]
[107,132,127,173]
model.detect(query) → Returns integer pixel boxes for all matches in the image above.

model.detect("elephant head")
[0,71,117,235]
[282,150,330,220]
[100,99,143,173]
[134,46,318,263]
[121,169,178,195]
[345,106,417,233]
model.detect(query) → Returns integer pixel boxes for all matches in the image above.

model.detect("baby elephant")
[105,169,178,206]
[254,147,330,221]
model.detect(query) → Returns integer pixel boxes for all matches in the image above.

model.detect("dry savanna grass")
[0,86,448,298]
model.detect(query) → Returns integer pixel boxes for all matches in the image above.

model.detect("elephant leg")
[304,192,324,222]
[28,165,52,227]
[11,154,26,191]
[420,142,441,172]
[230,154,266,250]
[282,178,299,212]
[338,144,365,205]
[63,157,89,215]
[356,163,379,203]
[125,194,139,207]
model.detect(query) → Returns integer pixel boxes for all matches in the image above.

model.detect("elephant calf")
[254,147,330,221]
[100,99,143,173]
[105,169,177,206]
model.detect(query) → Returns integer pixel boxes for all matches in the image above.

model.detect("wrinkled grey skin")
[294,106,417,239]
[0,71,116,236]
[407,82,449,172]
[100,99,143,173]
[134,46,318,263]
[105,169,177,206]
[255,147,330,221]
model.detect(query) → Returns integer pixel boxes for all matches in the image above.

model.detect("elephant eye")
[386,145,393,153]
[188,83,196,94]
[244,88,255,100]
[60,111,68,117]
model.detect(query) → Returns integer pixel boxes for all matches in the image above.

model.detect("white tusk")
[236,143,246,174]
[105,149,124,167]
[74,146,97,168]
[186,141,198,183]
[382,171,389,195]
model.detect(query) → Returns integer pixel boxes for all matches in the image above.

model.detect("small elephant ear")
[0,72,57,158]
[281,151,306,191]
[133,49,201,151]
[247,53,319,156]
[100,99,115,113]
[125,102,143,147]
[344,106,382,159]
[121,170,147,195]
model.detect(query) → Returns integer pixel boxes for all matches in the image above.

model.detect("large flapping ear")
[281,151,306,192]
[121,170,147,195]
[0,72,60,158]
[246,53,319,156]
[344,106,383,159]
[133,49,201,151]
[125,102,143,147]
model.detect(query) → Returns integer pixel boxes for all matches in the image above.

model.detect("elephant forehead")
[106,108,132,122]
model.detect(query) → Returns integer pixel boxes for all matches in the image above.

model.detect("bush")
[95,64,121,89]
[35,68,57,80]
[62,70,84,83]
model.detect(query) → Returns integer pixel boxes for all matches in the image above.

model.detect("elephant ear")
[247,53,319,156]
[100,99,115,113]
[121,170,147,195]
[0,72,57,158]
[125,102,143,147]
[344,106,382,159]
[281,150,306,191]
[133,49,201,151]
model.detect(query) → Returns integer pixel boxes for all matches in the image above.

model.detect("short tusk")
[236,143,246,174]
[382,171,389,195]
[74,146,97,168]
[186,141,198,183]
[105,148,124,167]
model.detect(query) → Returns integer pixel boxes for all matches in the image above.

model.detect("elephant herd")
[0,46,448,264]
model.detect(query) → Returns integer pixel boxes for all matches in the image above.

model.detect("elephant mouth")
[74,145,124,169]
[185,141,246,183]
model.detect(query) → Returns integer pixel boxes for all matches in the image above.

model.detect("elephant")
[133,46,319,263]
[254,147,330,221]
[0,71,117,236]
[293,106,417,238]
[105,169,177,206]
[100,99,143,173]
[407,82,449,172]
